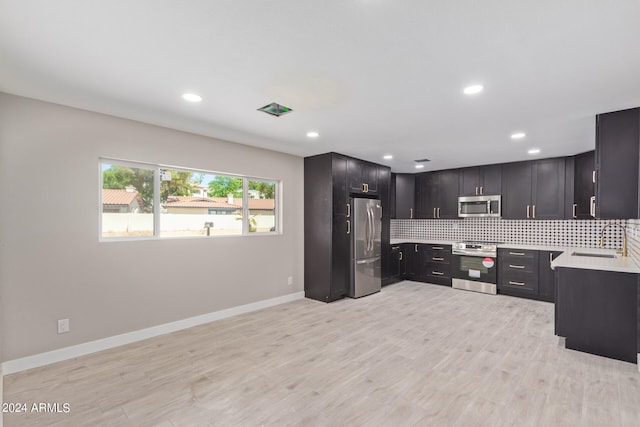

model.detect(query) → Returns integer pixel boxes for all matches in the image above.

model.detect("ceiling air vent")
[257,102,293,117]
[414,158,431,163]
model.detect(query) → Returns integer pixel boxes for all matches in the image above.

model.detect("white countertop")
[550,248,640,273]
[389,238,640,273]
[390,239,454,246]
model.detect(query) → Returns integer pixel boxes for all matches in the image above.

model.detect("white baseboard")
[1,291,304,375]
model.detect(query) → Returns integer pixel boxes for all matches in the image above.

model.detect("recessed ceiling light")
[182,93,202,102]
[528,148,541,155]
[383,155,393,160]
[463,84,484,95]
[511,132,526,140]
[306,131,319,138]
[415,164,425,169]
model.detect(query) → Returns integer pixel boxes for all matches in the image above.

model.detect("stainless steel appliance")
[349,197,382,298]
[458,195,501,218]
[452,241,498,294]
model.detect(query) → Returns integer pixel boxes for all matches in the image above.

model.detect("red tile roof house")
[102,187,142,213]
[161,195,276,233]
[161,195,274,215]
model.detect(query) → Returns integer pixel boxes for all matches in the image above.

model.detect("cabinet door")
[362,162,379,194]
[395,173,415,219]
[332,154,349,215]
[330,214,349,300]
[501,162,532,219]
[532,158,565,220]
[538,251,562,302]
[573,151,595,219]
[595,108,640,219]
[389,246,401,279]
[459,167,481,196]
[404,243,419,279]
[347,158,364,193]
[415,172,437,218]
[437,169,460,219]
[480,164,502,196]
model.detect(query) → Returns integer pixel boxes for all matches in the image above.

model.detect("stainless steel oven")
[452,241,498,295]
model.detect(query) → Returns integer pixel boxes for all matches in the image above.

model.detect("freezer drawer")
[350,257,381,298]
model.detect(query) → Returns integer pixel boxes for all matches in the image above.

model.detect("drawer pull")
[509,252,526,256]
[509,264,525,269]
[391,246,400,250]
[432,257,445,261]
[432,246,444,250]
[432,271,444,276]
[509,281,525,286]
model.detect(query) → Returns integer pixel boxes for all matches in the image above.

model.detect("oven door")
[452,254,497,284]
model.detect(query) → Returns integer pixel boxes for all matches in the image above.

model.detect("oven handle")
[452,250,497,257]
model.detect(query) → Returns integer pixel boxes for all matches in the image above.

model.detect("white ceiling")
[2,1,640,173]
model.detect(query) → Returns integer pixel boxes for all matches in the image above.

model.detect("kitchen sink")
[570,251,618,259]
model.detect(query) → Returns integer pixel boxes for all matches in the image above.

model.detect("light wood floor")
[3,281,640,426]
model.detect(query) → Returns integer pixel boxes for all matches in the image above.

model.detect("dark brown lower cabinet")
[498,249,562,302]
[555,268,638,363]
[388,243,452,286]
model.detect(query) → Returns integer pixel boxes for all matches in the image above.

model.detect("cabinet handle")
[347,220,350,234]
[572,203,577,219]
[509,281,526,286]
[590,196,596,217]
[480,186,484,195]
[475,186,478,195]
[392,246,400,250]
[437,207,441,218]
[549,253,554,264]
[532,205,536,219]
[432,246,444,250]
[432,257,445,261]
[410,208,414,219]
[592,170,596,183]
[415,244,418,253]
[433,208,436,218]
[347,203,351,218]
[509,252,525,256]
[399,251,403,260]
[509,264,525,269]
[432,271,444,276]
[365,183,369,192]
[526,205,530,219]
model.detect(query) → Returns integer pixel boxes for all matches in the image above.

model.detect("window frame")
[99,158,282,241]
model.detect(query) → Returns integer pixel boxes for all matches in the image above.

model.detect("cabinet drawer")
[499,271,538,293]
[425,262,451,277]
[499,249,538,268]
[425,250,451,263]
[500,260,537,275]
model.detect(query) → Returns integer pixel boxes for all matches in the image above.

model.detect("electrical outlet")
[287,276,293,286]
[57,318,70,334]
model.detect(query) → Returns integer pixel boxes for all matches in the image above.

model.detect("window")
[100,159,280,240]
[101,162,154,238]
[247,179,277,233]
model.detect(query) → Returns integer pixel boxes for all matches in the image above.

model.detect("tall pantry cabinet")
[304,153,390,302]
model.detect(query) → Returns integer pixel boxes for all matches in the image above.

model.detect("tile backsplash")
[391,218,629,249]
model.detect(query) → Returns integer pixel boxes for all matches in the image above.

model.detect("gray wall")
[0,93,305,361]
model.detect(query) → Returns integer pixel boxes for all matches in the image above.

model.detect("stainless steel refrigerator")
[349,197,382,298]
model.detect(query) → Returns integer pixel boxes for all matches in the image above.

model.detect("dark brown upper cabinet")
[347,158,379,195]
[416,169,459,219]
[391,173,416,219]
[595,107,640,219]
[459,164,502,197]
[502,158,565,220]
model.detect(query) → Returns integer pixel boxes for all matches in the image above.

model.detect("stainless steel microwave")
[458,195,501,218]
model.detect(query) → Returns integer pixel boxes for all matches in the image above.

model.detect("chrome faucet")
[599,223,628,257]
